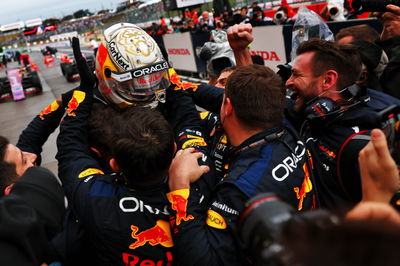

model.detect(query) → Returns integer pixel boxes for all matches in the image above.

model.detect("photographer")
[273,6,294,25]
[198,11,215,32]
[249,6,274,26]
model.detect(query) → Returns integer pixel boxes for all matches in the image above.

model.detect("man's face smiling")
[3,144,37,176]
[285,51,324,112]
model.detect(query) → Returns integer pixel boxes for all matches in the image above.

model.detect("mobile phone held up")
[376,105,400,166]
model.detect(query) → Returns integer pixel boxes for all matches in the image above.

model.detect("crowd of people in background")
[145,2,296,37]
[1,0,365,47]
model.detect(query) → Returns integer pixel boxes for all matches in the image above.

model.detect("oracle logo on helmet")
[105,23,163,71]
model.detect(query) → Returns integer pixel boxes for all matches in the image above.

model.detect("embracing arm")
[56,38,101,201]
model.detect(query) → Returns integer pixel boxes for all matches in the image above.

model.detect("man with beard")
[226,24,400,209]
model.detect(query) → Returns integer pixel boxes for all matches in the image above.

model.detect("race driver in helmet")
[52,22,214,264]
[95,22,171,109]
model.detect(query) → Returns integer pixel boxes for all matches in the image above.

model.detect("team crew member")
[56,35,216,265]
[167,64,316,265]
[224,23,400,209]
[0,87,74,196]
[285,39,400,208]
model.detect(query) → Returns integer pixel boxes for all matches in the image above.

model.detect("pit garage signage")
[250,25,287,71]
[163,32,198,72]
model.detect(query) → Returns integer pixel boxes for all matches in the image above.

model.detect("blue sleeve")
[17,100,65,165]
[56,90,105,215]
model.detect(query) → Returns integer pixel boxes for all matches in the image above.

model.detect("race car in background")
[41,46,58,56]
[0,57,42,101]
[59,52,95,82]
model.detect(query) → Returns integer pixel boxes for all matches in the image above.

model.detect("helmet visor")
[107,61,170,105]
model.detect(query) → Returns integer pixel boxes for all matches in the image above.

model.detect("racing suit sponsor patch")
[293,163,313,211]
[167,189,194,226]
[129,220,174,249]
[39,100,60,120]
[199,111,209,120]
[78,168,104,178]
[66,90,85,117]
[182,138,207,149]
[211,201,239,215]
[206,209,227,229]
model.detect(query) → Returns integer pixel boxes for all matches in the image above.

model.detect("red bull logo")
[167,190,194,226]
[66,91,85,117]
[307,149,314,168]
[169,71,183,89]
[181,81,200,91]
[129,220,173,249]
[318,144,336,158]
[169,69,199,91]
[39,100,59,120]
[294,163,313,211]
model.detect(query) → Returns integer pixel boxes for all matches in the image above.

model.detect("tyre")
[60,62,67,76]
[30,72,42,92]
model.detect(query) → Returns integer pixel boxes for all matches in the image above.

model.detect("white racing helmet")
[96,23,170,108]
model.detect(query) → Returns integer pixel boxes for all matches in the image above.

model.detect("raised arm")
[227,23,254,67]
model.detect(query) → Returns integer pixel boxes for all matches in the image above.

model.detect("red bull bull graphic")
[39,100,60,120]
[294,163,313,211]
[168,69,199,91]
[167,189,194,226]
[66,91,85,117]
[129,220,173,249]
[318,144,336,158]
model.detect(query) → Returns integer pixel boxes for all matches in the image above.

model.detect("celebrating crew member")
[225,24,400,208]
[167,64,316,265]
[56,25,217,264]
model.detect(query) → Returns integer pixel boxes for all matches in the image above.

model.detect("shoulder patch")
[66,90,86,117]
[182,138,207,149]
[39,100,60,120]
[200,111,210,120]
[206,209,227,229]
[220,135,227,144]
[78,168,104,178]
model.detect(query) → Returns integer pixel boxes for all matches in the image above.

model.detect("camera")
[274,10,286,21]
[376,105,400,166]
[199,30,235,77]
[326,0,346,21]
[352,0,400,13]
[239,193,335,265]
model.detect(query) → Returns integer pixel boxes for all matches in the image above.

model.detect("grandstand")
[0,0,332,50]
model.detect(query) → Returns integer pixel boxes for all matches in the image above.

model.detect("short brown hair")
[88,103,121,160]
[297,39,362,90]
[225,64,285,130]
[0,136,9,161]
[111,107,175,188]
[0,136,18,196]
[335,24,380,43]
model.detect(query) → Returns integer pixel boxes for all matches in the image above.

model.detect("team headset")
[302,84,370,121]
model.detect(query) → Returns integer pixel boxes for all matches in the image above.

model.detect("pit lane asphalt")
[0,51,80,175]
